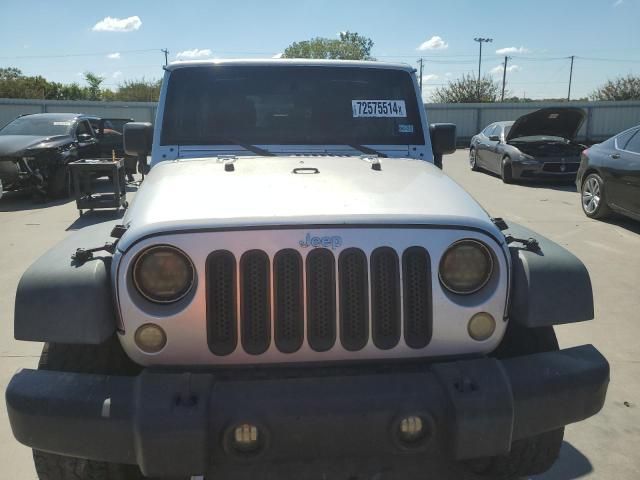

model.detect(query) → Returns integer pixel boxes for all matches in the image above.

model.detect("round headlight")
[133,245,195,303]
[439,240,493,294]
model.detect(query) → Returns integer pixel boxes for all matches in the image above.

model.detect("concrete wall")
[2,97,639,145]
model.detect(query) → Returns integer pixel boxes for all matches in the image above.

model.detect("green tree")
[282,31,374,60]
[83,72,105,100]
[0,67,23,81]
[591,75,640,101]
[431,74,502,103]
[112,78,163,102]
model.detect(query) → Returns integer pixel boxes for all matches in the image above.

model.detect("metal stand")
[69,158,128,216]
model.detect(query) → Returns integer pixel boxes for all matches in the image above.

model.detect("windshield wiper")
[221,139,275,157]
[348,144,387,158]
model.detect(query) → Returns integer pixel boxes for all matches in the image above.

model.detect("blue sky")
[1,0,639,100]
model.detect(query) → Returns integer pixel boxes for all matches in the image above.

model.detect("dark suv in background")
[0,113,132,200]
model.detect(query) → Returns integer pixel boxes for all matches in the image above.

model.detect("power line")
[0,48,160,60]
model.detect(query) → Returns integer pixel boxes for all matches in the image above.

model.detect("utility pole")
[162,48,169,66]
[474,37,493,102]
[501,56,510,102]
[567,55,575,101]
[417,58,424,91]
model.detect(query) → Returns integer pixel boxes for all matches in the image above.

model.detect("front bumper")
[512,161,580,181]
[6,345,608,478]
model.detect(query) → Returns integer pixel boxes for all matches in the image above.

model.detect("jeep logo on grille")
[299,233,343,249]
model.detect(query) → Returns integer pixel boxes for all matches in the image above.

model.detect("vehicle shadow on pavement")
[600,215,640,235]
[473,170,577,193]
[66,209,125,231]
[529,441,592,479]
[0,191,74,212]
[512,182,577,193]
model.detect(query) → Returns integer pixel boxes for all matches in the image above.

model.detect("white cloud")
[495,46,529,55]
[106,52,120,60]
[445,72,452,76]
[176,48,212,59]
[422,74,439,82]
[417,36,448,51]
[491,64,521,75]
[92,16,142,32]
[272,52,283,59]
[112,71,122,79]
[613,0,623,6]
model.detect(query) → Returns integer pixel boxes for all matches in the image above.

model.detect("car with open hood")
[5,60,608,480]
[469,107,587,183]
[0,113,133,199]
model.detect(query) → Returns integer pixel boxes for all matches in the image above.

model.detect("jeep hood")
[0,134,72,157]
[506,107,586,142]
[118,156,497,250]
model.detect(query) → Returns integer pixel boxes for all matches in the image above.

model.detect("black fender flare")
[14,221,119,344]
[506,222,594,327]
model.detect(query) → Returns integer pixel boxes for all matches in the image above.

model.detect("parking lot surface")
[0,149,639,479]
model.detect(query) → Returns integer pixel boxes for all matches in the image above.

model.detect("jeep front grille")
[206,246,433,356]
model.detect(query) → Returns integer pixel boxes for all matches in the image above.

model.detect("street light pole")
[474,37,493,101]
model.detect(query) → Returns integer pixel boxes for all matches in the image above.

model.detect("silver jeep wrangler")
[6,60,609,480]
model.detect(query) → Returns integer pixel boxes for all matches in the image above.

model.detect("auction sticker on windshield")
[352,100,406,118]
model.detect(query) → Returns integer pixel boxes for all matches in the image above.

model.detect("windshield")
[0,116,74,136]
[161,66,424,146]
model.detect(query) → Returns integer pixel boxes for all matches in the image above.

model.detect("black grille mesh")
[206,250,237,356]
[306,249,336,352]
[205,244,434,356]
[274,249,304,353]
[402,247,432,349]
[339,248,369,351]
[240,250,271,355]
[370,247,401,350]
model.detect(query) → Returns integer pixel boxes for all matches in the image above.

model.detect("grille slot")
[306,249,336,352]
[339,248,369,351]
[402,247,432,349]
[370,247,401,350]
[206,250,237,356]
[240,250,271,355]
[274,249,304,353]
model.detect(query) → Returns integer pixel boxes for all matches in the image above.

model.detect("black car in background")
[577,125,640,222]
[469,108,587,183]
[0,113,133,200]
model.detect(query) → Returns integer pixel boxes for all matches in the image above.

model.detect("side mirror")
[489,135,501,142]
[430,123,456,156]
[124,122,153,157]
[77,133,94,143]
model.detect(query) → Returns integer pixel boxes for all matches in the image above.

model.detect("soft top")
[165,58,414,72]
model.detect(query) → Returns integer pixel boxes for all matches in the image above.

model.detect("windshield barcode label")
[352,100,406,118]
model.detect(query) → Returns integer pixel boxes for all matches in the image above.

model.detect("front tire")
[581,173,611,219]
[469,148,479,171]
[501,156,514,184]
[33,338,145,480]
[465,324,564,479]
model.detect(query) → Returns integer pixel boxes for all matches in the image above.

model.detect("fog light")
[398,416,425,443]
[134,323,167,353]
[233,423,260,452]
[468,313,496,341]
